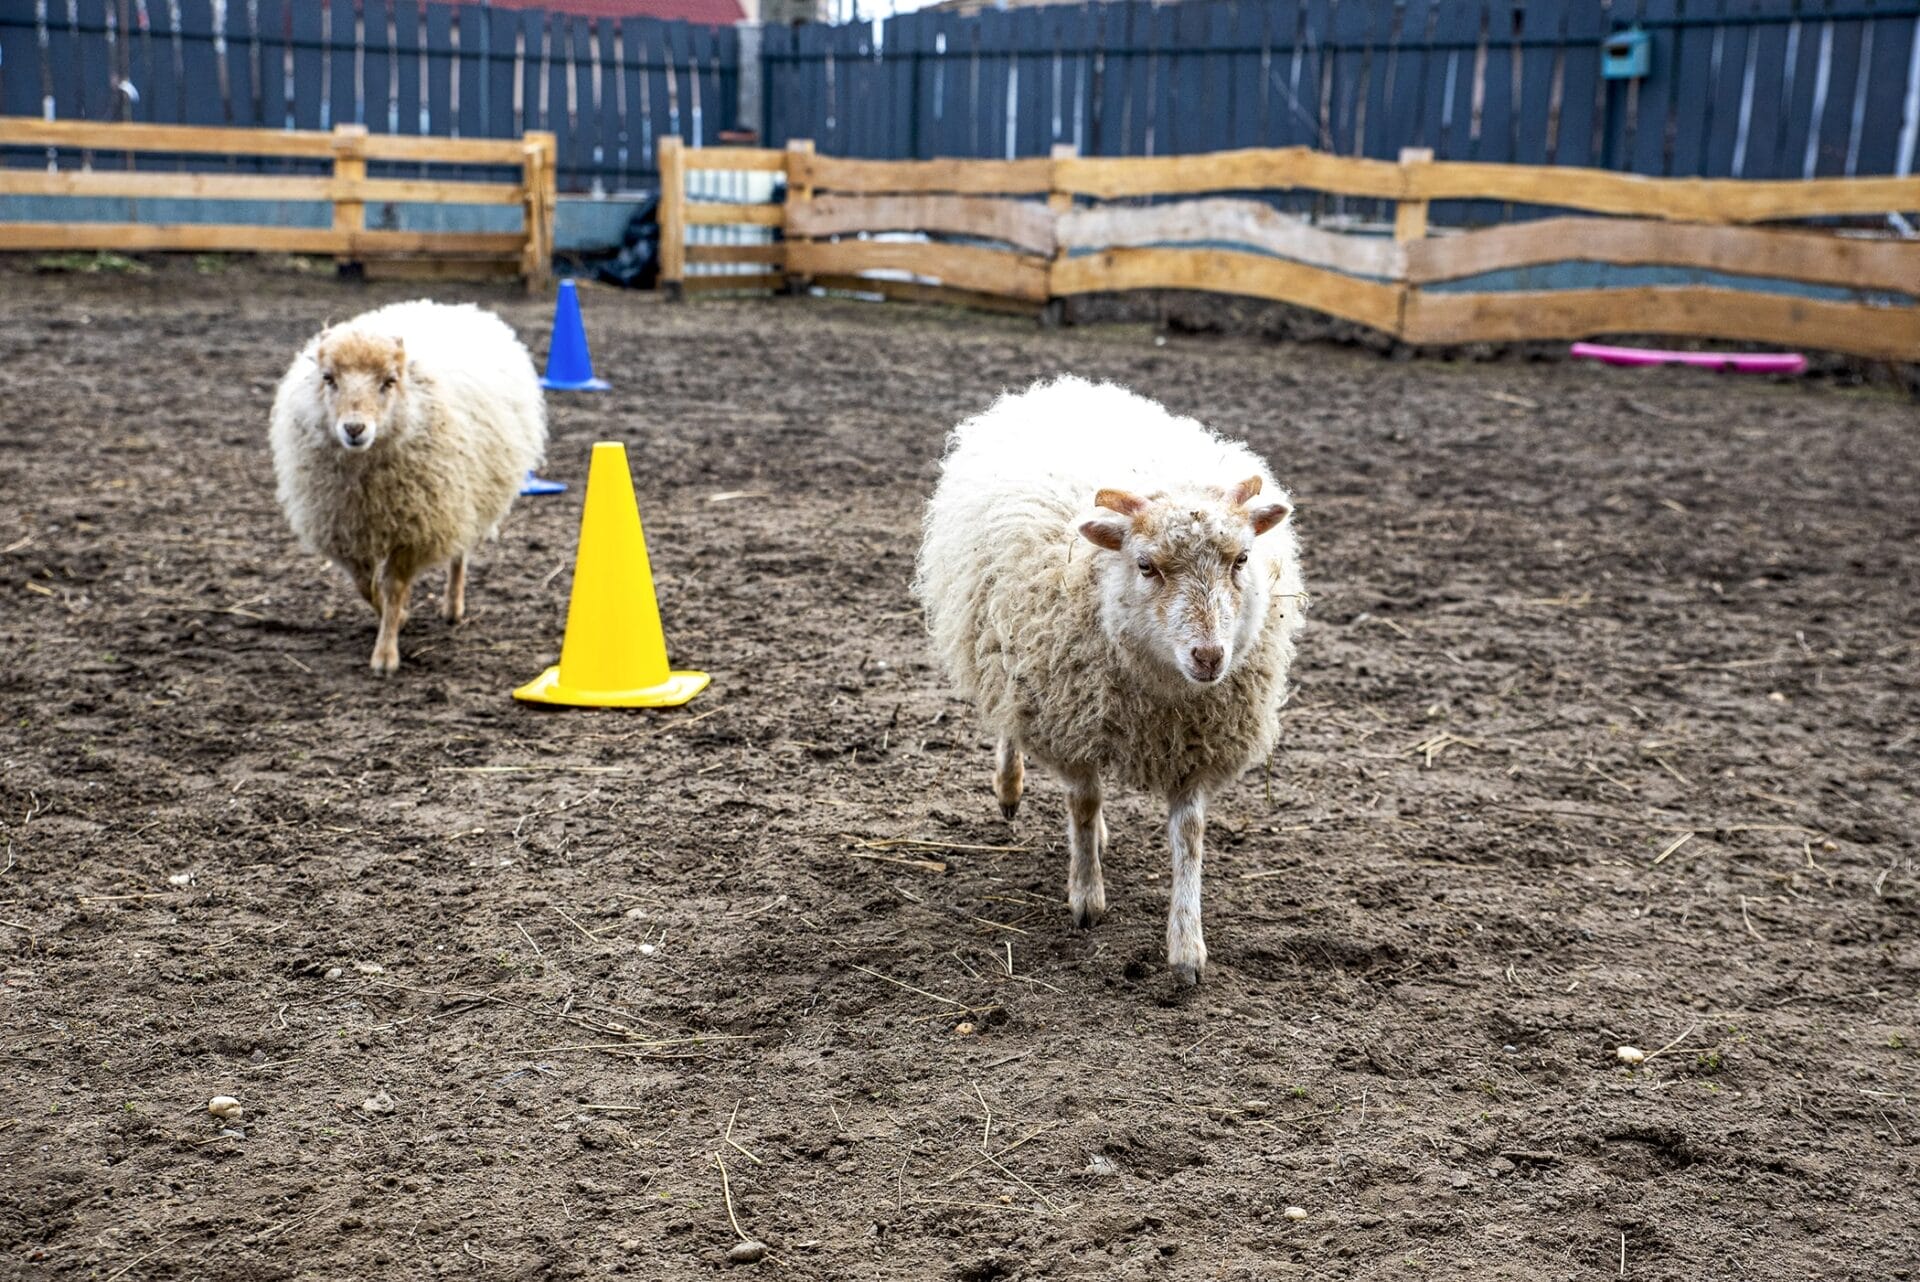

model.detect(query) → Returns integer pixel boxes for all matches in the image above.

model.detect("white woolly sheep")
[913,376,1306,985]
[268,300,547,675]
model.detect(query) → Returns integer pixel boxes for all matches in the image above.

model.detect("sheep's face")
[1078,477,1291,686]
[313,329,407,452]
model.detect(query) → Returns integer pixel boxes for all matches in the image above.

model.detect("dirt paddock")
[1,266,1915,1280]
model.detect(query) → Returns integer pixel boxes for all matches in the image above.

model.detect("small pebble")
[1085,1154,1119,1178]
[1616,1045,1646,1065]
[1767,691,1788,703]
[361,1091,397,1115]
[325,967,344,981]
[638,943,657,956]
[624,907,647,920]
[207,1095,243,1120]
[1240,1098,1270,1116]
[953,1021,976,1036]
[167,872,194,887]
[351,961,386,976]
[726,1240,768,1265]
[1283,1206,1308,1220]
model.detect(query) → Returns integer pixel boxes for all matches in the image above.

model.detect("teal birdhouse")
[1603,27,1651,80]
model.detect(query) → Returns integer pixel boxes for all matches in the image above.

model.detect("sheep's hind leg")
[349,564,379,616]
[371,566,414,676]
[1063,768,1106,929]
[1165,788,1209,985]
[444,552,467,624]
[992,735,1025,820]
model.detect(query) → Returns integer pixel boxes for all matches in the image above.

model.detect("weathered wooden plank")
[0,167,521,205]
[180,0,225,125]
[1404,163,1920,222]
[359,133,532,164]
[1057,197,1402,278]
[0,118,339,157]
[686,243,785,265]
[291,1,327,131]
[1056,147,1407,198]
[392,0,424,135]
[791,153,1054,194]
[1630,0,1681,175]
[1406,217,1920,294]
[684,147,789,172]
[683,271,785,293]
[364,257,524,282]
[0,222,522,256]
[1050,246,1406,334]
[810,272,1047,317]
[1855,6,1918,176]
[785,239,1051,300]
[790,193,1056,255]
[685,201,783,227]
[658,133,686,287]
[1403,286,1920,363]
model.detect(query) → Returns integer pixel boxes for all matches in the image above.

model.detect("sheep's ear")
[1094,487,1147,517]
[1078,516,1130,551]
[1227,475,1263,506]
[1248,500,1292,535]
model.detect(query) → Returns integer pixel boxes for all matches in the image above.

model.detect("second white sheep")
[914,376,1306,984]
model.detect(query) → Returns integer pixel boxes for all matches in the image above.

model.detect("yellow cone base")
[513,665,709,708]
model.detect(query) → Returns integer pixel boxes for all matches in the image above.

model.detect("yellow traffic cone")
[513,442,710,708]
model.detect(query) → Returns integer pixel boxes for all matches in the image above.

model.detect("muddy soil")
[0,263,1915,1281]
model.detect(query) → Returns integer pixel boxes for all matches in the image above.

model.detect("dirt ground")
[1,263,1915,1281]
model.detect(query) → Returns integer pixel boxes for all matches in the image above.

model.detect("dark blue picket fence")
[7,0,1920,201]
[764,0,1920,185]
[0,0,739,192]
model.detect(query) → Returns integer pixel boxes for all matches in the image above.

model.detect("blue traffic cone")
[520,471,567,496]
[540,279,610,392]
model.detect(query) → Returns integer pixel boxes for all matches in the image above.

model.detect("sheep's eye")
[320,372,336,388]
[1233,551,1250,571]
[1136,557,1159,578]
[381,376,397,391]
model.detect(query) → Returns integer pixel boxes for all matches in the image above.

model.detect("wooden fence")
[659,141,1920,362]
[0,118,557,287]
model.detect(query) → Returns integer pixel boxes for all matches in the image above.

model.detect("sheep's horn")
[1094,488,1148,516]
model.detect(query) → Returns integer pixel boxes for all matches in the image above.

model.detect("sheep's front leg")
[1166,788,1208,985]
[444,551,467,624]
[371,567,414,676]
[1063,767,1106,929]
[993,734,1025,820]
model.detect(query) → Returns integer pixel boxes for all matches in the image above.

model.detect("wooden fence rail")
[0,118,556,287]
[659,140,1920,363]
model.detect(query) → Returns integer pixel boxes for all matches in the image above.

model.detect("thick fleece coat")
[914,376,1306,797]
[269,300,545,672]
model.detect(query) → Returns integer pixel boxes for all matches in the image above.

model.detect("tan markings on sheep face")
[1079,477,1293,687]
[314,328,407,453]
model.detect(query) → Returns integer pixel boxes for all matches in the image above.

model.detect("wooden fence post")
[659,134,686,299]
[330,123,370,273]
[1043,142,1076,327]
[521,131,557,292]
[784,138,815,295]
[1392,146,1432,341]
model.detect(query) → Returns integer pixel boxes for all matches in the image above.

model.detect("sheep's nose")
[340,419,369,442]
[1189,644,1225,680]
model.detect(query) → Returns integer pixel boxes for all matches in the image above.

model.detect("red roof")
[444,0,745,26]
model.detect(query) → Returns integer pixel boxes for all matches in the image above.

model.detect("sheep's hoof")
[370,652,400,677]
[999,798,1020,821]
[1170,962,1202,988]
[1069,894,1106,930]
